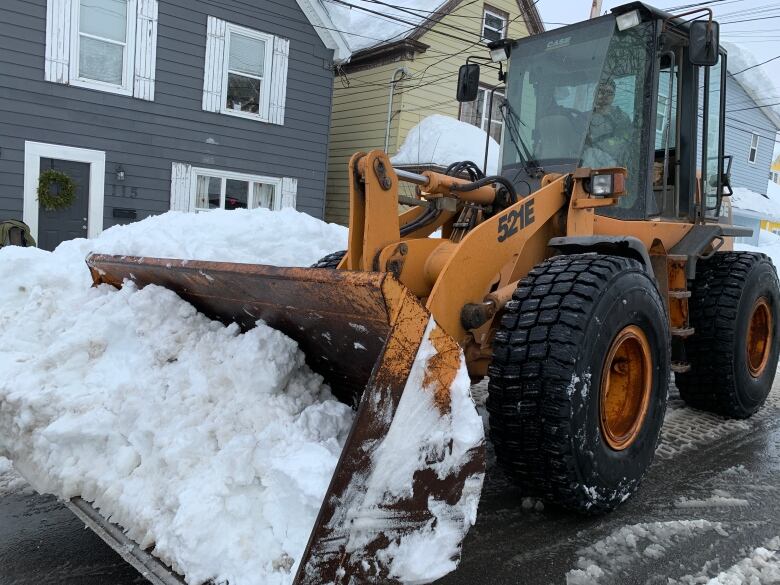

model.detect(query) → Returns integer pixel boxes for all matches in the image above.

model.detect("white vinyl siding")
[44,0,158,99]
[748,133,759,164]
[169,163,297,212]
[202,17,289,125]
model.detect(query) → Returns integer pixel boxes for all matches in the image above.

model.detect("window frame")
[748,133,759,164]
[69,0,137,95]
[482,5,508,43]
[458,84,505,143]
[189,166,282,212]
[219,23,275,122]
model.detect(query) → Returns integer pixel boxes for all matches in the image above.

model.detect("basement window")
[482,6,507,43]
[749,133,759,164]
[191,168,280,211]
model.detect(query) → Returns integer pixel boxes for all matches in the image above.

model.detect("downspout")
[385,67,409,153]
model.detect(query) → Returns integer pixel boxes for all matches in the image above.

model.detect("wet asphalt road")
[2,377,780,585]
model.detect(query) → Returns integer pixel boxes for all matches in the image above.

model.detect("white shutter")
[203,16,227,113]
[280,177,297,209]
[133,0,158,100]
[45,0,72,84]
[268,36,290,125]
[170,162,193,211]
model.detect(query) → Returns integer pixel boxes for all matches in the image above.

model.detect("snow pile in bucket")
[0,208,482,584]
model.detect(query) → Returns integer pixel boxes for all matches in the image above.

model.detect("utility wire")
[731,54,780,76]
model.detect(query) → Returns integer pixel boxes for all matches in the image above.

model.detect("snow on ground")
[0,208,480,585]
[565,520,728,585]
[672,537,780,585]
[675,489,749,509]
[391,114,500,175]
[0,456,31,497]
[730,187,780,223]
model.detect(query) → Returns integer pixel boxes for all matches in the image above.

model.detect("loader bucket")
[86,253,486,584]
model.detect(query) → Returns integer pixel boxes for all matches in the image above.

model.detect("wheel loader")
[82,3,779,584]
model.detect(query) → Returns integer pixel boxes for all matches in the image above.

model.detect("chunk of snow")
[730,187,780,221]
[391,115,500,175]
[0,456,31,497]
[671,536,780,585]
[566,520,727,584]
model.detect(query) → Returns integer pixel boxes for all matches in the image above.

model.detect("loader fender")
[548,236,654,278]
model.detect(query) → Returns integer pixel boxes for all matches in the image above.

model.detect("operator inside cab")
[581,79,633,169]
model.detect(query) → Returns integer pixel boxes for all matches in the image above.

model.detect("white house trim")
[188,166,285,211]
[296,0,351,63]
[23,141,106,241]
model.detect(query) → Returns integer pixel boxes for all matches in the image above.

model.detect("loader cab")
[494,2,726,223]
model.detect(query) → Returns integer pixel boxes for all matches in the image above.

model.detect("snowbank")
[0,456,31,497]
[0,208,481,585]
[731,186,780,222]
[391,114,500,175]
[735,229,780,268]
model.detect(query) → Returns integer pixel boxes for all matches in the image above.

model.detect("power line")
[731,54,780,76]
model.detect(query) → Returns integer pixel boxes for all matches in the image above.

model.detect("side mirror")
[456,64,480,102]
[689,20,720,66]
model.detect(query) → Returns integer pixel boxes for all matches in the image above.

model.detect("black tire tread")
[486,253,663,513]
[676,251,777,418]
[311,250,346,269]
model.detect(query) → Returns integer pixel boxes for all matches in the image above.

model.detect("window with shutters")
[203,17,290,125]
[222,24,274,119]
[482,6,507,43]
[748,133,759,164]
[72,0,135,92]
[45,0,158,99]
[190,168,282,212]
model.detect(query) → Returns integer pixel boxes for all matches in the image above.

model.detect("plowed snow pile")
[0,209,358,584]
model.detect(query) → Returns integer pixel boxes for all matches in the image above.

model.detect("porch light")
[616,9,641,31]
[115,165,126,182]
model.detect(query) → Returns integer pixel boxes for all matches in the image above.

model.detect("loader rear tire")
[311,250,346,269]
[675,252,780,418]
[487,254,670,514]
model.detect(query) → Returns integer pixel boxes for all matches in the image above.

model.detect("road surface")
[2,378,779,584]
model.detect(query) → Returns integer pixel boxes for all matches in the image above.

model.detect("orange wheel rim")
[747,297,772,378]
[599,325,653,451]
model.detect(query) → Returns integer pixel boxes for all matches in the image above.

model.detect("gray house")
[0,0,350,250]
[723,73,780,196]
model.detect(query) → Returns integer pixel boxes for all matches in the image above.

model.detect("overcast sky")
[536,0,780,149]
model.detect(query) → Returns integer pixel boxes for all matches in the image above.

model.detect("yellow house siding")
[324,0,536,224]
[326,61,408,224]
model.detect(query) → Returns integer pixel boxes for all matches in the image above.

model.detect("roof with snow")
[723,42,780,131]
[319,0,543,56]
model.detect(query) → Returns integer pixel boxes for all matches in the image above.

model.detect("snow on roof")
[323,0,444,53]
[730,183,780,222]
[391,114,500,174]
[722,42,780,131]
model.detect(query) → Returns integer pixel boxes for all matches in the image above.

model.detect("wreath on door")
[37,169,77,211]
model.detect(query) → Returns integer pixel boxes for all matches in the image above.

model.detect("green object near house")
[0,219,36,248]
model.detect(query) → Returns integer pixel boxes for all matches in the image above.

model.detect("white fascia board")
[296,0,351,64]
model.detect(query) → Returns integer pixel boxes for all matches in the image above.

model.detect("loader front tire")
[311,250,346,269]
[675,252,780,418]
[487,254,670,514]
